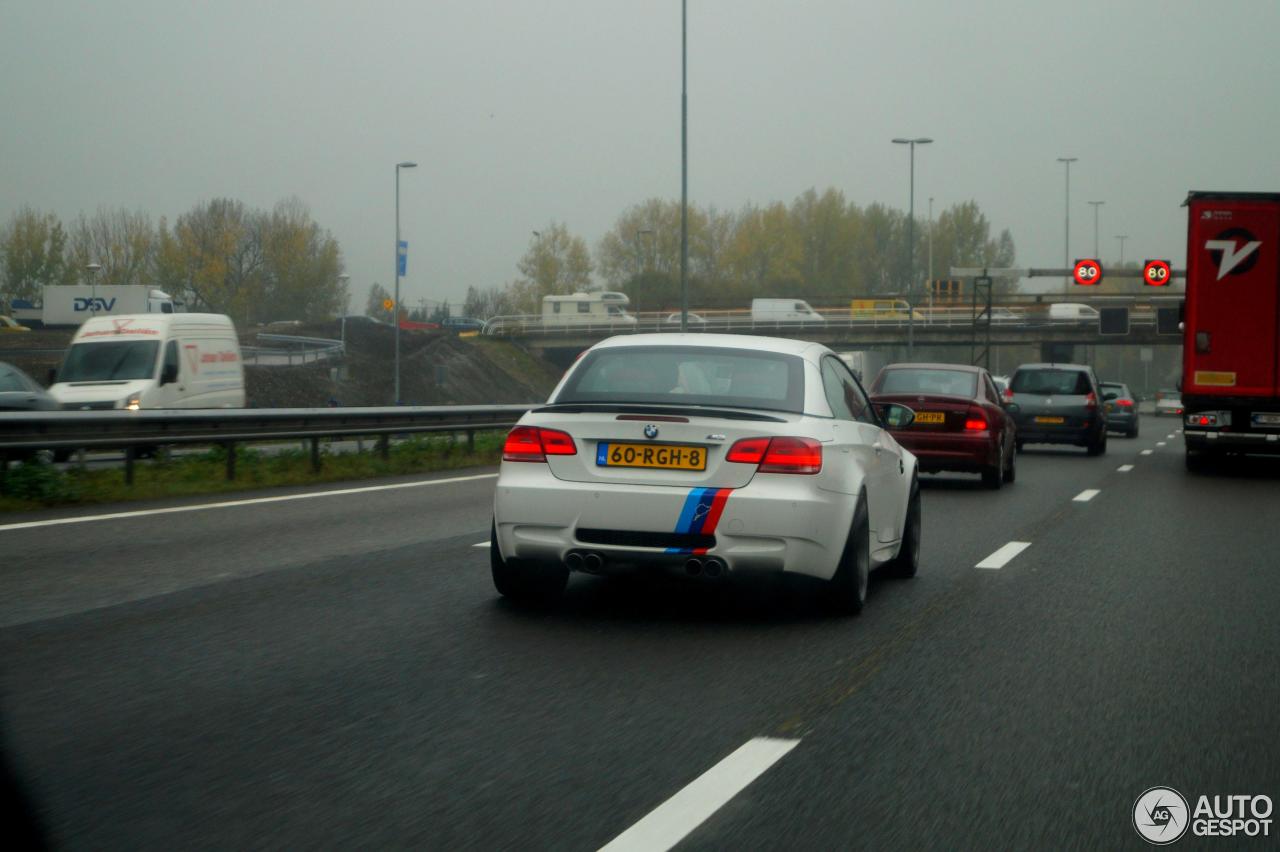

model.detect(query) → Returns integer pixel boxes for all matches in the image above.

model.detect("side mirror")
[875,402,915,429]
[160,364,178,385]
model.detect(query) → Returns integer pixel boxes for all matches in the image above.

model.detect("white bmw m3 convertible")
[491,334,921,613]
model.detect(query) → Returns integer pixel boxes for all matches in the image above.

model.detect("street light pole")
[338,273,350,351]
[927,196,934,315]
[1116,234,1129,266]
[394,161,417,405]
[85,262,102,315]
[1058,157,1078,293]
[1087,201,1105,258]
[679,0,689,332]
[893,137,932,357]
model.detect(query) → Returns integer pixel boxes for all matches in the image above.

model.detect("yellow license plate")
[914,411,946,424]
[597,442,707,470]
[1035,416,1065,424]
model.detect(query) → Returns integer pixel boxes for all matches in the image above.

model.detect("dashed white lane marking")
[597,737,800,852]
[1073,489,1101,502]
[1141,449,1154,456]
[1117,465,1134,473]
[1167,434,1175,439]
[1157,442,1167,447]
[0,473,500,533]
[975,541,1031,570]
[473,541,490,548]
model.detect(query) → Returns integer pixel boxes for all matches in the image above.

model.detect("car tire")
[828,492,871,615]
[490,519,568,601]
[1087,430,1107,456]
[1003,441,1017,483]
[1128,424,1139,439]
[982,444,1004,489]
[884,478,920,579]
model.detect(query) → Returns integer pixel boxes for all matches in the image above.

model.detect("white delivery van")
[1047,303,1100,322]
[49,313,245,410]
[751,298,827,323]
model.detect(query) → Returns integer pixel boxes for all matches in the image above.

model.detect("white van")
[751,298,826,324]
[1047,303,1100,322]
[50,313,245,410]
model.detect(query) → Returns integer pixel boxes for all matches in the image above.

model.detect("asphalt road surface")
[2,419,1277,850]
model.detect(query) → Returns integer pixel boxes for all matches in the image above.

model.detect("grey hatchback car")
[1100,381,1139,438]
[1006,363,1107,455]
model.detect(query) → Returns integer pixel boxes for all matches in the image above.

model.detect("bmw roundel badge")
[644,424,659,439]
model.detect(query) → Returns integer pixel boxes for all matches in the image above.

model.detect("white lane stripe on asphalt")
[598,737,799,852]
[1141,449,1153,456]
[1073,489,1101,502]
[1117,464,1134,472]
[975,541,1031,570]
[0,473,499,533]
[473,541,489,548]
[1157,442,1167,447]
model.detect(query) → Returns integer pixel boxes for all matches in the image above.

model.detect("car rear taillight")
[726,436,822,474]
[1117,398,1134,408]
[964,407,988,431]
[1084,392,1097,409]
[1002,386,1014,402]
[502,426,577,462]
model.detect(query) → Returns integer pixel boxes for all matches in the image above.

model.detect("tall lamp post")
[1057,156,1078,292]
[394,161,417,405]
[85,262,102,314]
[892,137,932,357]
[1116,234,1129,266]
[338,273,350,351]
[1087,201,1105,257]
[927,196,935,314]
[679,0,689,331]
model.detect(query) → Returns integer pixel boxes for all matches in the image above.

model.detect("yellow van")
[849,299,924,320]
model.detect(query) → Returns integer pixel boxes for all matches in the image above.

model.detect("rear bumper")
[1105,410,1137,430]
[1013,418,1100,446]
[891,430,995,472]
[1185,430,1280,454]
[493,463,856,581]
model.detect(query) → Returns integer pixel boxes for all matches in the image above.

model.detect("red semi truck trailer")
[1182,191,1280,469]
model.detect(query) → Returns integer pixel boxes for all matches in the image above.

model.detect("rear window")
[1011,369,1092,395]
[1100,383,1128,397]
[0,367,30,392]
[876,368,977,398]
[556,345,806,413]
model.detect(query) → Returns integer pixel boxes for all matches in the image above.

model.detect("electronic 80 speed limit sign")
[1072,258,1103,286]
[1142,259,1172,286]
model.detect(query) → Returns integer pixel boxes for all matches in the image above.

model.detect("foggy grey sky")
[4,0,1280,310]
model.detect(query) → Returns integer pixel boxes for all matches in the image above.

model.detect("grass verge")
[0,432,503,513]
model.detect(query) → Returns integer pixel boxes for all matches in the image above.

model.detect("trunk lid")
[872,392,977,432]
[522,405,821,489]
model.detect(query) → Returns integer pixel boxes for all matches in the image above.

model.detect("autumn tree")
[259,198,345,322]
[511,223,593,311]
[0,208,73,302]
[65,208,160,287]
[366,282,393,320]
[462,284,518,319]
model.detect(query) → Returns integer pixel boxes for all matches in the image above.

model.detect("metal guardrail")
[0,404,532,486]
[242,334,345,367]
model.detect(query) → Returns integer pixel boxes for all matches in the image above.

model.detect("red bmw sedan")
[869,363,1016,489]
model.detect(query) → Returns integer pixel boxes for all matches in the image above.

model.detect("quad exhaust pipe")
[583,552,603,573]
[565,552,584,571]
[684,558,703,576]
[703,558,724,578]
[685,557,726,578]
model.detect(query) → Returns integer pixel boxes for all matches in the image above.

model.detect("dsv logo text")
[74,297,117,311]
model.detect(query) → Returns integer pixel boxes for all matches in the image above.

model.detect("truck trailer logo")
[74,297,117,312]
[1205,228,1261,280]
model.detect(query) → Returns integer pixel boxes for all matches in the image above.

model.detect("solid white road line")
[473,541,490,548]
[598,737,800,852]
[1073,489,1101,502]
[1117,464,1134,473]
[1141,449,1153,456]
[0,473,500,533]
[975,541,1031,570]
